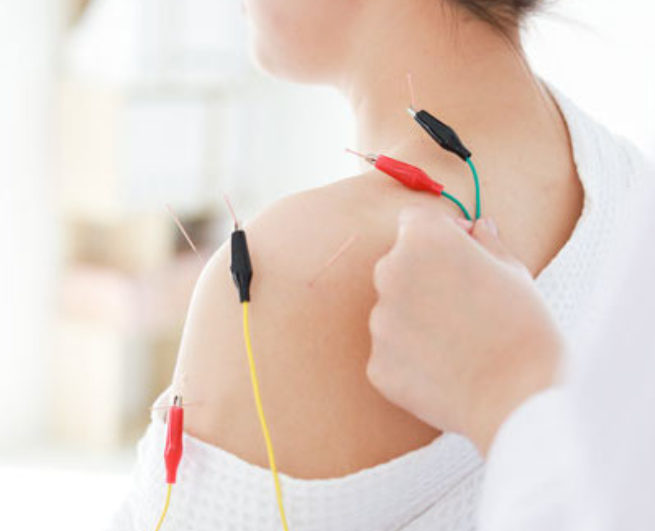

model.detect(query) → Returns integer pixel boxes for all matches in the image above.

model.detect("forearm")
[466,341,562,456]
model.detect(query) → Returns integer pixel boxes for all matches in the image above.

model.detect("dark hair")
[455,0,541,29]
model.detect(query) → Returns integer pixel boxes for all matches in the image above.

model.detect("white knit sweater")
[108,88,652,531]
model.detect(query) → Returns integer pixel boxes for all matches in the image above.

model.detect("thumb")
[471,218,514,262]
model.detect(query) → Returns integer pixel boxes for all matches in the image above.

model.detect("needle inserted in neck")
[345,147,377,165]
[406,71,417,109]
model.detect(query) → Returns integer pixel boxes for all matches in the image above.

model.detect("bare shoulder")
[175,175,440,479]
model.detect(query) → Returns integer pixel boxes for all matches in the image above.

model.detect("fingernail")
[485,218,499,237]
[455,218,474,232]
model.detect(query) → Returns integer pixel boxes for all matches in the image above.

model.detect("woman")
[111,1,650,529]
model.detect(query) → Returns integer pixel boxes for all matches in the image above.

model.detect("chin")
[247,34,332,85]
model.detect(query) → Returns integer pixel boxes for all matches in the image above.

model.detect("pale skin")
[170,0,583,478]
[368,210,562,456]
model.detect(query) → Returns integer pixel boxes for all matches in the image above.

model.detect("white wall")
[0,1,61,449]
[525,0,655,160]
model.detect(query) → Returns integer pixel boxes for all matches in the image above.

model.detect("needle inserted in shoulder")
[165,203,203,262]
[308,233,359,288]
[223,193,240,230]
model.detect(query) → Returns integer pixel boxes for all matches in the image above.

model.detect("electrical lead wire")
[241,301,290,531]
[227,202,290,530]
[345,148,471,219]
[441,191,472,221]
[405,74,481,219]
[466,157,481,219]
[153,484,173,531]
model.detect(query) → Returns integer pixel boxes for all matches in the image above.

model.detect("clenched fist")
[367,208,563,454]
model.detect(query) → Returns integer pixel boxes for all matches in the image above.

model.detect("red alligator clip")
[165,396,184,484]
[374,155,444,196]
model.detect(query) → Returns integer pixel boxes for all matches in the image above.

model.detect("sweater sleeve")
[477,388,575,531]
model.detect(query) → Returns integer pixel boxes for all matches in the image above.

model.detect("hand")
[367,207,563,455]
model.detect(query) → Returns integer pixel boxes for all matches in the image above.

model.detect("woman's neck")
[335,1,560,176]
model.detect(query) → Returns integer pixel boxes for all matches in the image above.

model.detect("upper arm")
[172,188,439,478]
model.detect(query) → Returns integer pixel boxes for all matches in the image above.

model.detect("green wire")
[442,191,472,220]
[466,157,481,219]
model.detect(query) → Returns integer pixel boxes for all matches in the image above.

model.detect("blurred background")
[0,0,653,528]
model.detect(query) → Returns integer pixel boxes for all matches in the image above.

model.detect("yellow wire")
[154,483,172,531]
[242,301,291,531]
